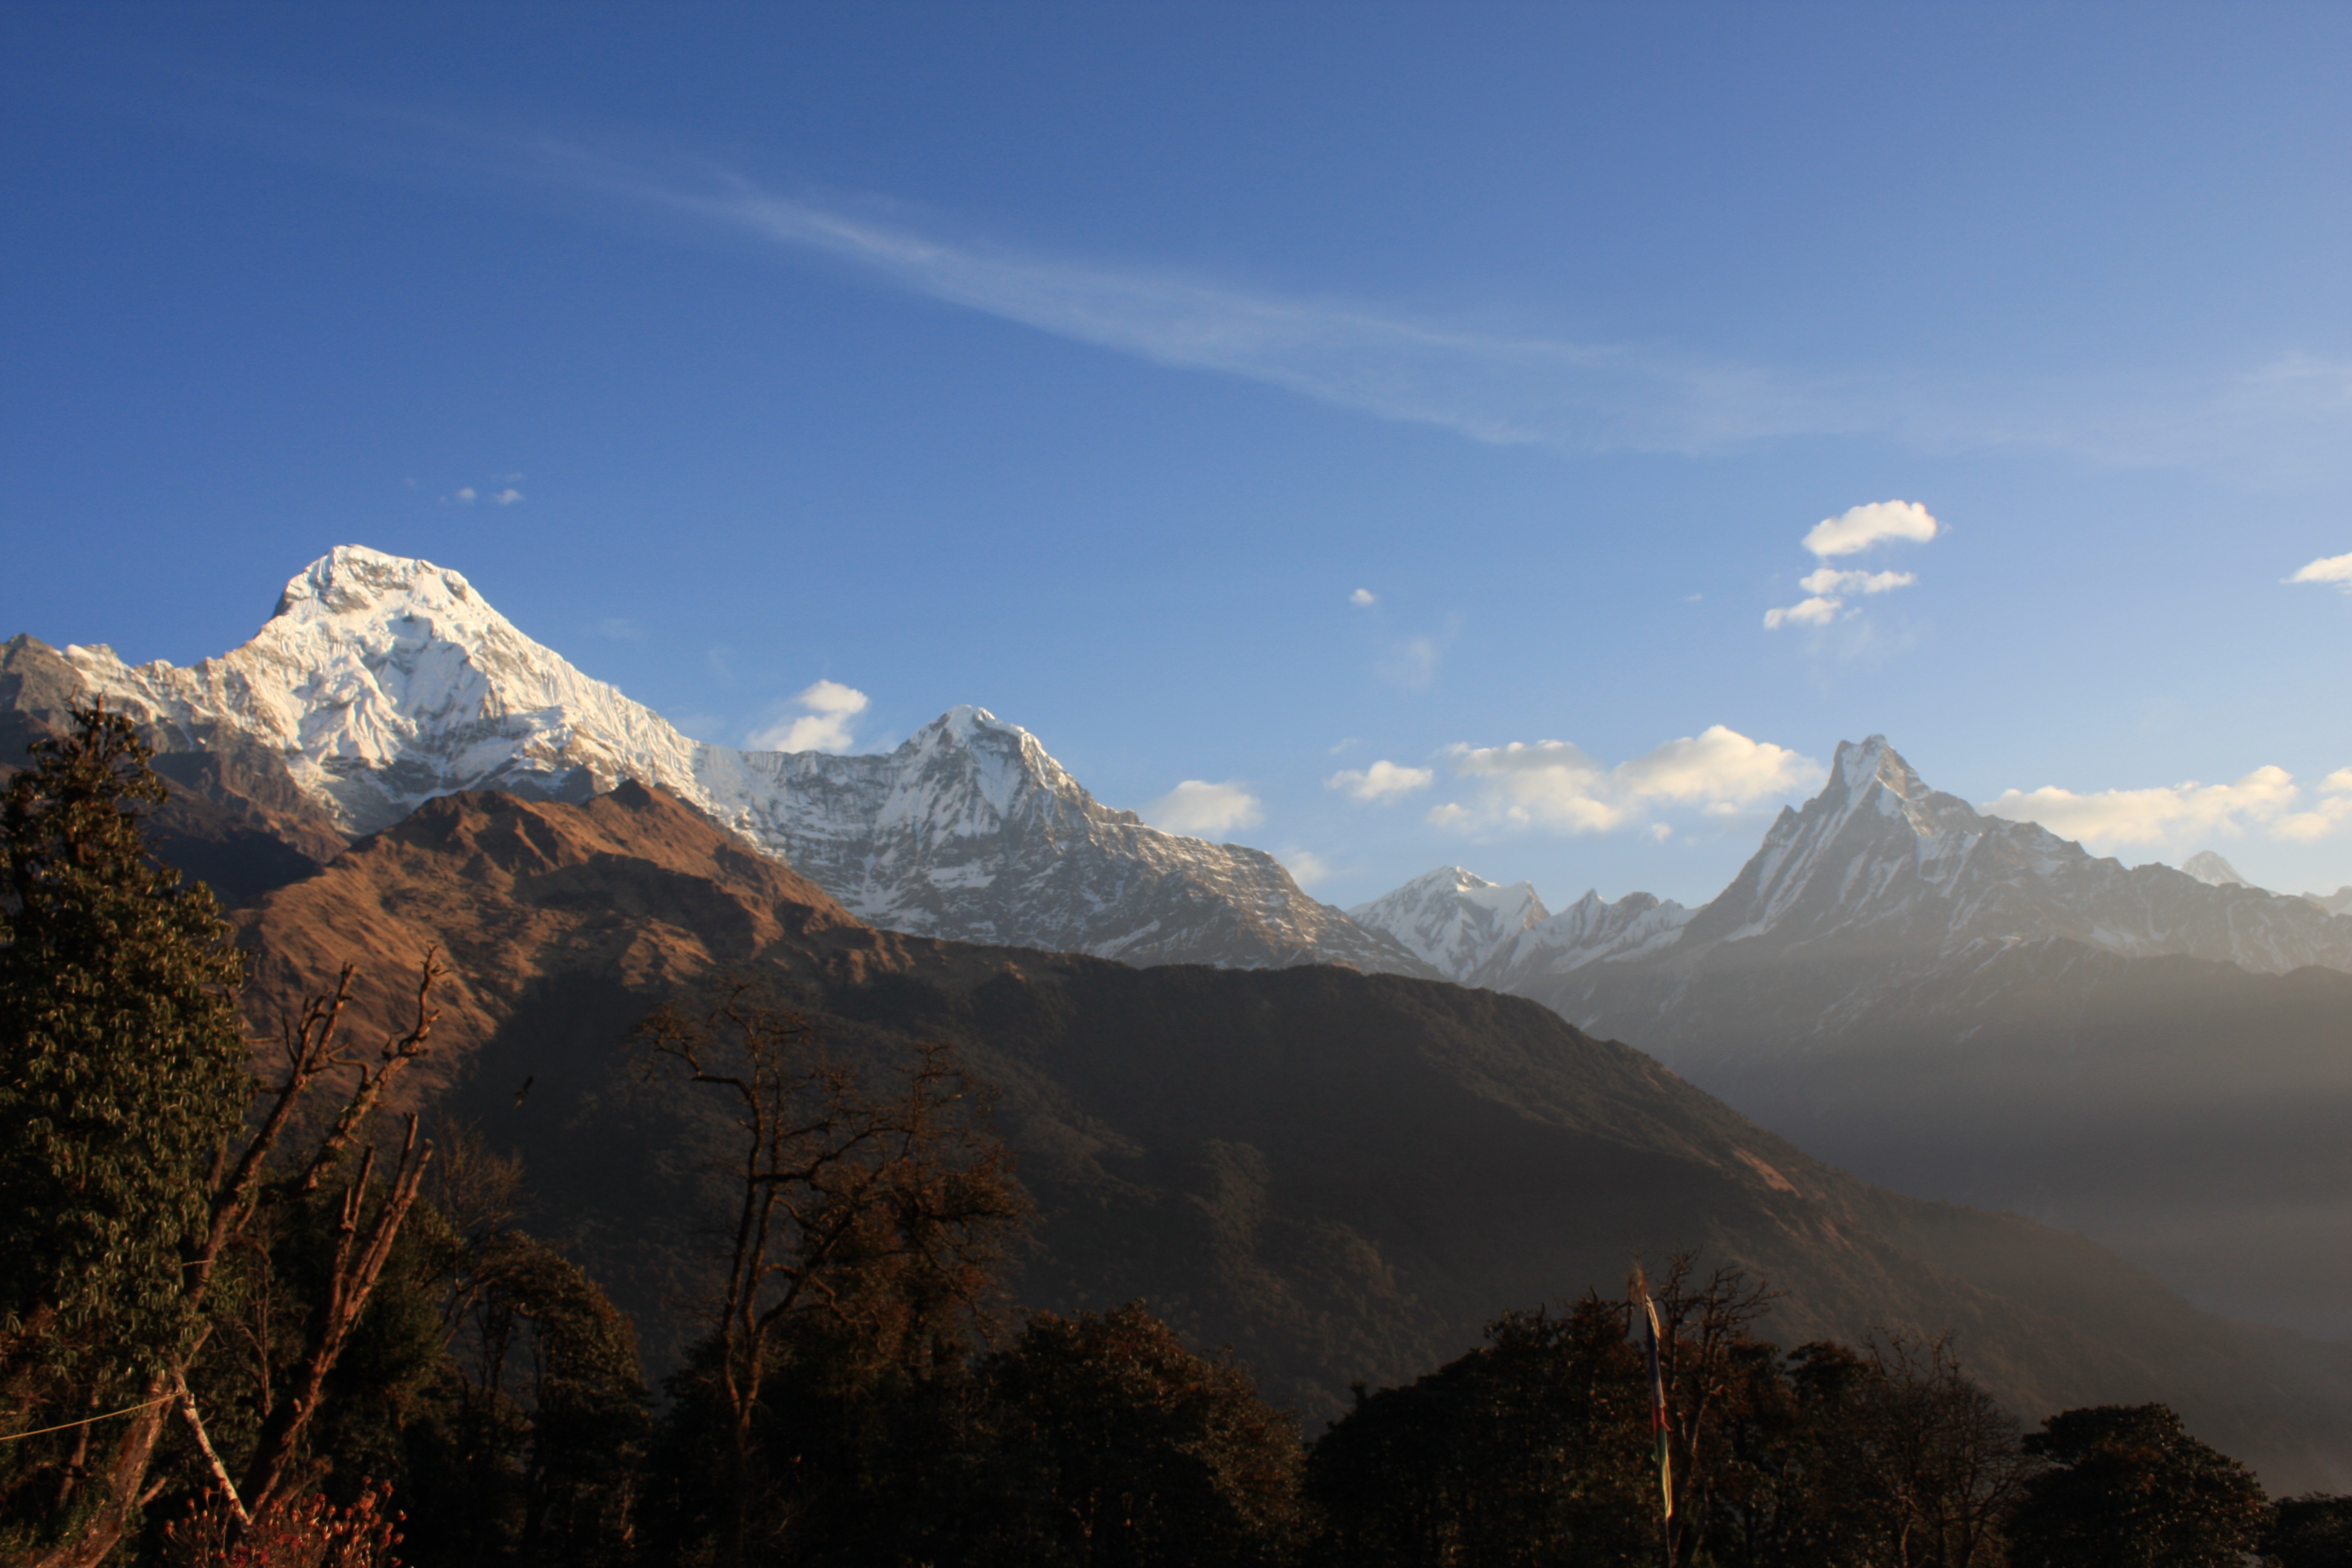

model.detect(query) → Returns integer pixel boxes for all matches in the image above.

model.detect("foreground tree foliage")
[633,983,1027,1567]
[0,707,552,1567]
[0,704,252,1558]
[2008,1403,2269,1568]
[1310,1260,2041,1568]
[962,1303,1306,1568]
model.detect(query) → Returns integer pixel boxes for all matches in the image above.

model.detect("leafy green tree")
[967,1302,1305,1568]
[0,703,249,1561]
[2008,1403,2267,1568]
[0,704,453,1568]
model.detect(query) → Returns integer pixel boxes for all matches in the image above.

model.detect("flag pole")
[1632,1266,1675,1568]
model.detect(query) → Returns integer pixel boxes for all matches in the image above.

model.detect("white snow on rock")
[67,547,1434,976]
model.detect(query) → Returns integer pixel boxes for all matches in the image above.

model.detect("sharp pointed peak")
[1826,734,1927,797]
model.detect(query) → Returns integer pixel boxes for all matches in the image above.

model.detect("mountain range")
[24,546,1430,976]
[11,544,2352,1454]
[220,776,2352,1491]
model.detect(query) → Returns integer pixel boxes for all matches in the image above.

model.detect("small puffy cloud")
[1350,588,1377,607]
[1763,596,1841,630]
[1281,848,1333,887]
[1429,725,1822,836]
[1768,501,1939,631]
[746,678,871,753]
[492,488,523,506]
[2288,552,2352,591]
[1326,760,1435,802]
[453,486,477,504]
[1143,780,1264,838]
[2325,768,2352,792]
[1981,765,2309,851]
[1798,567,1915,596]
[1802,500,1940,558]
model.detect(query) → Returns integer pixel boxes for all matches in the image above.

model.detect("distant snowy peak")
[2178,850,2250,889]
[1671,735,2352,976]
[54,546,1428,977]
[1347,866,1693,990]
[1348,866,1549,981]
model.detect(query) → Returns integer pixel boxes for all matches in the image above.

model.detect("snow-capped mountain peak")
[70,547,702,834]
[1668,736,2352,975]
[1347,866,1549,981]
[2178,849,2251,889]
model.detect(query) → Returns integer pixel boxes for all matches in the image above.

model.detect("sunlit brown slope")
[229,782,2352,1492]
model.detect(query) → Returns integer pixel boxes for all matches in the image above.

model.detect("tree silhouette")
[2008,1403,2265,1568]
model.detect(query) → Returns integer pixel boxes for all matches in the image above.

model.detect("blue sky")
[5,4,2350,908]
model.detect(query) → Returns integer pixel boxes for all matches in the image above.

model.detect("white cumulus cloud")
[1427,725,1823,835]
[746,679,871,753]
[1803,500,1941,557]
[1144,780,1264,838]
[1349,588,1377,607]
[492,488,524,505]
[1768,501,1939,631]
[2288,552,2352,591]
[1326,760,1435,802]
[1980,765,2318,851]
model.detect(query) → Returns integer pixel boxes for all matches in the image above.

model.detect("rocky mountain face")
[1351,737,2352,1340]
[228,780,2352,1491]
[31,546,1431,976]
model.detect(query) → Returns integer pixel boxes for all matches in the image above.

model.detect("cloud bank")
[1426,725,1823,835]
[1981,765,2352,851]
[746,678,871,752]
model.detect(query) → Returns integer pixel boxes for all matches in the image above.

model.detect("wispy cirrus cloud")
[224,90,2352,476]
